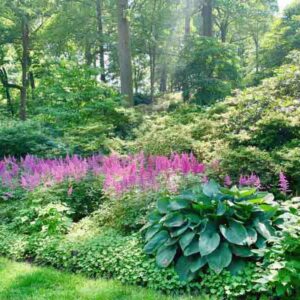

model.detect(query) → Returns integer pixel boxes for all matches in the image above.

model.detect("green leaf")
[255,235,267,249]
[217,201,226,216]
[175,256,192,282]
[148,211,162,223]
[246,227,257,245]
[186,213,201,224]
[157,197,170,214]
[231,245,253,257]
[156,245,177,268]
[203,180,219,197]
[169,197,191,210]
[184,237,200,256]
[220,220,248,246]
[144,230,169,254]
[179,230,195,251]
[164,212,186,227]
[190,256,207,272]
[199,224,220,256]
[238,188,257,198]
[254,219,275,240]
[170,222,189,237]
[227,259,246,276]
[145,224,162,242]
[207,242,232,274]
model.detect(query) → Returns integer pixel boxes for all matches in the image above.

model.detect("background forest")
[0,0,300,299]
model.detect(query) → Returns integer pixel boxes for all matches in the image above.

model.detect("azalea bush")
[143,181,279,281]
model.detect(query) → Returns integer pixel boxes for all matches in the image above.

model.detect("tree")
[117,0,133,106]
[202,0,213,36]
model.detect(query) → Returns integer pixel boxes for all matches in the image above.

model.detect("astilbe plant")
[142,180,279,281]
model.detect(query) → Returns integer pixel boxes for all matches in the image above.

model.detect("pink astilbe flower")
[224,175,232,187]
[239,174,261,189]
[279,171,289,194]
[67,186,73,196]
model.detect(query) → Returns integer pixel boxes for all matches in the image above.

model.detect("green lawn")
[0,258,207,300]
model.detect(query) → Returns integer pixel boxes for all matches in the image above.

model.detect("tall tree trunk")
[159,63,167,93]
[220,22,228,43]
[84,42,93,66]
[96,0,106,82]
[253,35,259,73]
[150,46,156,102]
[20,15,29,121]
[202,0,213,37]
[184,0,192,38]
[0,68,15,116]
[117,0,133,106]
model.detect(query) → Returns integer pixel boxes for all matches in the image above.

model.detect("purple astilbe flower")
[279,171,289,194]
[224,175,232,187]
[239,174,261,189]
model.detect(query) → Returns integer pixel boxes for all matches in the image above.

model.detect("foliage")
[0,119,57,158]
[143,181,278,280]
[174,37,240,105]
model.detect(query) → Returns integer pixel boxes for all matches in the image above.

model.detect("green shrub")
[0,120,58,158]
[142,181,278,281]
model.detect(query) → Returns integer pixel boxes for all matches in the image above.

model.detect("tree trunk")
[20,15,29,121]
[150,46,156,102]
[0,68,15,116]
[159,63,167,93]
[96,0,106,82]
[117,0,133,106]
[184,0,192,38]
[202,0,213,37]
[253,35,259,73]
[220,22,228,43]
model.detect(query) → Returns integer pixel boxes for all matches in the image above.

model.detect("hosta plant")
[143,180,279,281]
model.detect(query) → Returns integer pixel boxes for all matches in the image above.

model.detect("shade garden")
[0,152,299,299]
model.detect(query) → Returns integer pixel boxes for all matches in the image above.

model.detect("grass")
[0,257,208,300]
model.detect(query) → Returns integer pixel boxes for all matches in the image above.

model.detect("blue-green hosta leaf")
[179,230,195,251]
[175,256,195,282]
[144,230,169,254]
[184,237,200,256]
[156,245,177,268]
[169,197,191,211]
[199,224,220,256]
[190,255,207,272]
[148,211,162,223]
[255,235,267,249]
[220,220,248,246]
[157,197,170,214]
[207,242,232,274]
[164,212,186,227]
[203,180,219,197]
[186,213,201,224]
[238,188,257,198]
[170,222,189,237]
[227,259,246,276]
[217,201,226,216]
[145,224,162,242]
[254,219,275,240]
[246,227,257,246]
[165,237,179,246]
[231,245,253,257]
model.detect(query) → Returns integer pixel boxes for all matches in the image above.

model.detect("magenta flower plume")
[224,175,232,187]
[279,171,289,193]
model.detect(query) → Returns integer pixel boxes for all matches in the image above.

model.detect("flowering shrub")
[0,153,205,196]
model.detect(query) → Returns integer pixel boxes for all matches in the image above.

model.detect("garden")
[0,0,300,299]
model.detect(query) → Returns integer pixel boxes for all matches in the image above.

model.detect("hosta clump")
[143,180,279,281]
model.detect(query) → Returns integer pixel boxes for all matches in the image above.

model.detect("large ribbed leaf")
[169,197,191,210]
[227,259,246,276]
[220,220,248,245]
[199,224,220,256]
[246,227,257,246]
[179,230,195,251]
[184,237,200,256]
[207,242,232,274]
[157,197,170,214]
[144,230,169,254]
[203,180,219,197]
[145,224,162,242]
[254,219,275,240]
[231,245,253,257]
[217,201,226,216]
[170,222,189,237]
[190,256,207,272]
[255,235,267,249]
[175,256,193,282]
[156,245,177,268]
[148,211,162,223]
[164,212,186,227]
